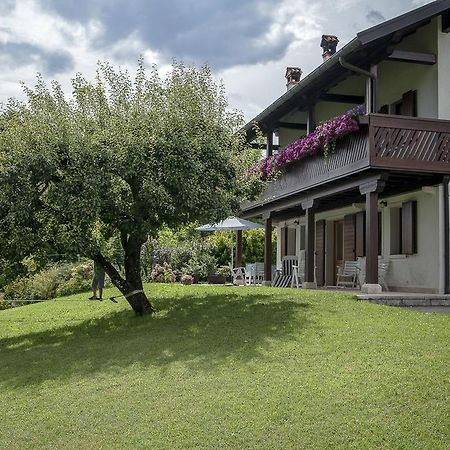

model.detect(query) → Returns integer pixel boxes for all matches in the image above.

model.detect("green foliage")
[205,228,277,265]
[3,260,95,302]
[182,253,217,279]
[0,60,264,301]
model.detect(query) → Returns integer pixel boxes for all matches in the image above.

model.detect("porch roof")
[242,0,450,142]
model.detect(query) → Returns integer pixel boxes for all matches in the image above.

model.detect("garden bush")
[150,263,176,283]
[3,260,98,302]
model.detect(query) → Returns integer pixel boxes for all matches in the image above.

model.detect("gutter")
[338,57,375,78]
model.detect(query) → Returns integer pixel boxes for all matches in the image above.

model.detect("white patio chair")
[244,263,255,285]
[253,262,265,285]
[336,261,360,288]
[230,264,246,286]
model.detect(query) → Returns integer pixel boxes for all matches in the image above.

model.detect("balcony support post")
[302,200,317,289]
[366,65,378,113]
[263,214,273,286]
[266,133,273,158]
[359,180,385,294]
[307,105,316,134]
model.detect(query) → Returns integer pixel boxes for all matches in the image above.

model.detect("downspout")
[339,57,377,113]
[444,177,450,294]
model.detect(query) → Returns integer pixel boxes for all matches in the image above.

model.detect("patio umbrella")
[195,216,263,267]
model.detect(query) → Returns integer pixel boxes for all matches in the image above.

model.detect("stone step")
[357,294,450,307]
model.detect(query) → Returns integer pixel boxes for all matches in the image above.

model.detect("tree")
[0,60,261,314]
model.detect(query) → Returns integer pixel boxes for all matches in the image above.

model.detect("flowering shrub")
[180,274,194,285]
[150,263,176,283]
[260,105,365,178]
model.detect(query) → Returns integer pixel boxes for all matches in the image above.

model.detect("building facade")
[241,1,450,294]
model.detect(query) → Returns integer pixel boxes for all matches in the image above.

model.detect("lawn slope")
[0,285,449,449]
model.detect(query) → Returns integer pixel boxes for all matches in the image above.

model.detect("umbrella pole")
[235,230,243,268]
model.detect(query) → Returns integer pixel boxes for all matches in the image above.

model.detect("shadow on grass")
[0,289,312,388]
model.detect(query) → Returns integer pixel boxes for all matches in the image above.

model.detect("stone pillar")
[359,179,385,294]
[263,216,273,286]
[235,230,243,268]
[302,200,317,289]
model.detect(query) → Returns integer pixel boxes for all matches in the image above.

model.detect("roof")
[242,0,450,142]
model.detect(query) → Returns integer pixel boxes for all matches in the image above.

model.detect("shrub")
[150,263,176,283]
[182,253,217,280]
[3,260,98,303]
[180,274,194,285]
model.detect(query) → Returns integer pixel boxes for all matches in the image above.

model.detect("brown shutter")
[343,214,356,261]
[355,212,365,257]
[315,220,325,286]
[287,228,296,256]
[402,201,417,254]
[280,227,287,259]
[400,90,417,117]
[378,104,389,114]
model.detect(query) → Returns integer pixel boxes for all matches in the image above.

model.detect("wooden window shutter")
[280,227,287,259]
[400,90,417,117]
[287,228,297,256]
[378,104,389,114]
[355,212,365,257]
[343,214,356,261]
[401,201,417,254]
[315,220,326,286]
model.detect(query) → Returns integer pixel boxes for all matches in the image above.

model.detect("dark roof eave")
[358,0,450,45]
[241,38,361,140]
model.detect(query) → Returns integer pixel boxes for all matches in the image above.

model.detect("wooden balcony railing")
[254,114,450,206]
[367,114,450,172]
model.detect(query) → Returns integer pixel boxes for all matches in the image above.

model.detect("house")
[241,0,450,294]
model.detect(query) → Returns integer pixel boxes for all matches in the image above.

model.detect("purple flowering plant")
[260,104,365,179]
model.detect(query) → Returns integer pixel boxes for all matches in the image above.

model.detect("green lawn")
[0,285,449,449]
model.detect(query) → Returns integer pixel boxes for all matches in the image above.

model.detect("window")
[390,201,417,255]
[379,90,417,117]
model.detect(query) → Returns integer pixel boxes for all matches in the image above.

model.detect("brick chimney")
[285,67,302,91]
[320,35,339,61]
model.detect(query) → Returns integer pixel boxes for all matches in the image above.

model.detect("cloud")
[0,42,74,75]
[366,10,386,24]
[39,0,320,69]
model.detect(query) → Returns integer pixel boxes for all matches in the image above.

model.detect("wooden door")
[315,220,326,286]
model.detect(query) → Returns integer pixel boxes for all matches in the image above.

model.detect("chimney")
[285,67,302,91]
[320,35,339,61]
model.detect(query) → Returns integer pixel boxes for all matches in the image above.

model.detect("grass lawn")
[0,285,449,449]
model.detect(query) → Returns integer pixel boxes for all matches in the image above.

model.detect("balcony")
[243,114,450,214]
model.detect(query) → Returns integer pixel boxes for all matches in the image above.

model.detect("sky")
[0,0,432,121]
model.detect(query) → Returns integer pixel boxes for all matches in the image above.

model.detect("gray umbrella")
[195,216,263,267]
[195,216,263,232]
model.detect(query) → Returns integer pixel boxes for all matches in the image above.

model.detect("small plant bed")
[0,285,449,449]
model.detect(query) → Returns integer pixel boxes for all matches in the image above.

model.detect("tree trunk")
[96,234,155,315]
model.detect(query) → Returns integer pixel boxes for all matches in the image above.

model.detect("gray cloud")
[0,42,74,75]
[366,9,386,24]
[0,0,15,15]
[40,0,294,69]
